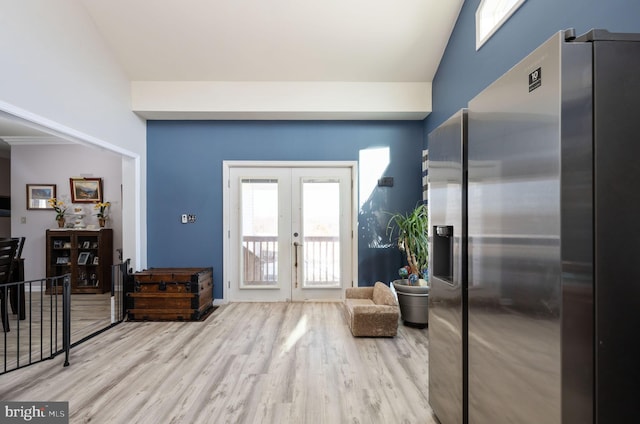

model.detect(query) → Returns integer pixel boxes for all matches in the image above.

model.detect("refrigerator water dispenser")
[433,225,454,282]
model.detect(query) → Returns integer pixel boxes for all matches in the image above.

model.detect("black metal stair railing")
[1,274,70,375]
[66,259,131,348]
[1,259,131,375]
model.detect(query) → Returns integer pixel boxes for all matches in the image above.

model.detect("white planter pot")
[393,279,429,328]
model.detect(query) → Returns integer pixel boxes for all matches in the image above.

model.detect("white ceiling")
[0,116,51,157]
[80,0,462,83]
[1,0,463,148]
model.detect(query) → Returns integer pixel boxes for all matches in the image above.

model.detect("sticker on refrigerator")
[529,67,542,92]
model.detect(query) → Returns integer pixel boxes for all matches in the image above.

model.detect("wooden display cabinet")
[46,229,113,294]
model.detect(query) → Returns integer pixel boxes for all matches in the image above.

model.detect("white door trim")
[222,160,358,302]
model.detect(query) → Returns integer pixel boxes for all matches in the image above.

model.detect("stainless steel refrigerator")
[428,108,468,424]
[428,29,640,424]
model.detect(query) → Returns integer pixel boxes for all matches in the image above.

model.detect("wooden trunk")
[127,267,213,321]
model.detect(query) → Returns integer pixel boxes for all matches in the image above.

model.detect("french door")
[225,164,355,302]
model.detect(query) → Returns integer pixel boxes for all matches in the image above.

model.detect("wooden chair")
[10,237,26,319]
[12,237,25,260]
[0,238,19,332]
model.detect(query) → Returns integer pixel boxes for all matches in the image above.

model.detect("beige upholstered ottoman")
[343,282,399,337]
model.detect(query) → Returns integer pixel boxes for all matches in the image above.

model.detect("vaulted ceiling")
[1,0,463,149]
[81,0,462,83]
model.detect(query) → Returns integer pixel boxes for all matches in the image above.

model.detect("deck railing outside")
[243,236,340,286]
[243,236,278,285]
[303,236,340,286]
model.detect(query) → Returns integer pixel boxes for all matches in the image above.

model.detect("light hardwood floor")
[0,302,437,424]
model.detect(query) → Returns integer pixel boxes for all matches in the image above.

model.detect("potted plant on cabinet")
[387,202,429,327]
[94,201,111,228]
[48,198,67,228]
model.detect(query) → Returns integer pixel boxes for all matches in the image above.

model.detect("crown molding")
[0,136,74,145]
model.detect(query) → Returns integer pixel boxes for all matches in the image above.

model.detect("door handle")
[293,241,302,288]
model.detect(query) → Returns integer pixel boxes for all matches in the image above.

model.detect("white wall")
[11,143,122,282]
[0,0,147,270]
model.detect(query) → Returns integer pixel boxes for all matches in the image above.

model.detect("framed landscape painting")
[26,184,57,210]
[70,178,103,203]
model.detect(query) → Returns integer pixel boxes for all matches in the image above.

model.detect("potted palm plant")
[387,202,429,327]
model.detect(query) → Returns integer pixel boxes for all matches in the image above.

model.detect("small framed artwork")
[26,184,57,210]
[93,256,99,265]
[70,178,103,203]
[56,256,69,265]
[82,241,90,249]
[78,252,91,265]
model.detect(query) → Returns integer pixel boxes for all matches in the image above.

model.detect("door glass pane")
[302,179,340,288]
[241,179,278,287]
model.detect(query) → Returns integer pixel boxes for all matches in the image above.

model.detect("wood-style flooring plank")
[0,302,439,423]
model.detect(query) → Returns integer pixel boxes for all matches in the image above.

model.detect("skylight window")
[476,0,526,50]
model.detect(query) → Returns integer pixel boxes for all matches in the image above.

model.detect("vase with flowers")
[94,201,111,227]
[48,198,67,227]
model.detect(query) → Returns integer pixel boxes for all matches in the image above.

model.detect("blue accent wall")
[147,120,424,299]
[424,0,640,139]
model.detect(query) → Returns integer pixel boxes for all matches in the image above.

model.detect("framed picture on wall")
[26,184,57,210]
[69,178,103,203]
